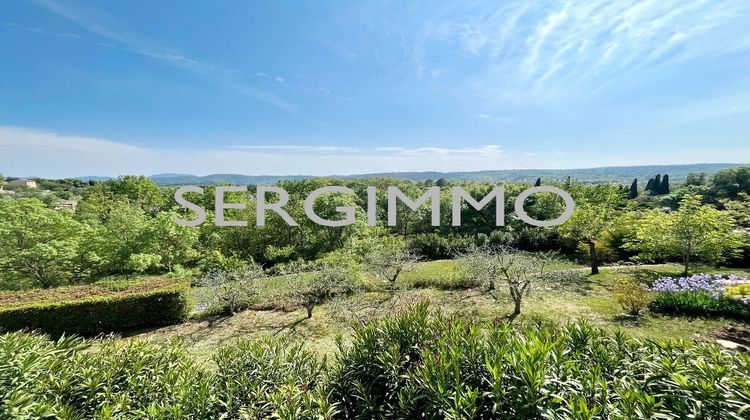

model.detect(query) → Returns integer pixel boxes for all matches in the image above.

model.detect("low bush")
[0,332,215,418]
[410,233,476,260]
[648,273,750,320]
[2,304,750,418]
[0,278,188,335]
[613,278,652,315]
[650,290,750,321]
[328,303,750,418]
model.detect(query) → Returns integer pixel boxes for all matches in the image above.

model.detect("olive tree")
[283,255,359,319]
[362,236,419,292]
[459,245,562,316]
[197,261,265,315]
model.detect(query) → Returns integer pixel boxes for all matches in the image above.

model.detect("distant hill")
[73,163,747,186]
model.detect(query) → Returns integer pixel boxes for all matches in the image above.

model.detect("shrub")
[213,338,334,418]
[650,291,750,321]
[613,278,652,315]
[2,305,750,418]
[328,303,750,418]
[410,233,476,260]
[0,278,188,335]
[648,273,750,320]
[0,332,215,418]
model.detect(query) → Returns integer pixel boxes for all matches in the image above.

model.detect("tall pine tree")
[534,178,541,187]
[645,178,654,191]
[629,178,638,199]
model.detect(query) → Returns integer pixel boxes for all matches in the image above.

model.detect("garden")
[1,167,750,418]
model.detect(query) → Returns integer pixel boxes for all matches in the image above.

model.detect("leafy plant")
[613,278,652,315]
[3,305,750,418]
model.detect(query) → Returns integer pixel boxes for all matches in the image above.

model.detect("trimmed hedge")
[0,279,189,335]
[650,290,750,321]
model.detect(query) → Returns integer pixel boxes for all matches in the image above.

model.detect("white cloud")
[229,145,361,154]
[398,0,750,103]
[478,113,489,119]
[1,125,747,178]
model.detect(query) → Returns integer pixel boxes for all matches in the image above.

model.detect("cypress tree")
[660,174,670,194]
[645,178,654,191]
[534,178,541,187]
[652,174,661,194]
[629,178,638,199]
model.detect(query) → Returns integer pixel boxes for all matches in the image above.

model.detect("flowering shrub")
[650,274,748,297]
[649,273,750,319]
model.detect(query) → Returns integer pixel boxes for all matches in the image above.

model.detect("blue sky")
[1,0,749,177]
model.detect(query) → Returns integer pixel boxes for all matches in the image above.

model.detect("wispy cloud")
[229,145,362,154]
[381,0,750,103]
[373,145,504,158]
[29,0,298,113]
[2,125,747,177]
[0,126,513,177]
[0,21,85,39]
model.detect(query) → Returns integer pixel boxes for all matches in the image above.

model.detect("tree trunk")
[305,303,314,319]
[683,242,692,276]
[588,240,599,275]
[512,297,522,315]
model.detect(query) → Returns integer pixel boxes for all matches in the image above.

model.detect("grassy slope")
[126,261,750,362]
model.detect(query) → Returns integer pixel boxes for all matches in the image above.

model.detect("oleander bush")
[2,304,750,418]
[0,278,189,335]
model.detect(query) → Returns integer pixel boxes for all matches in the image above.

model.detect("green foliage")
[410,232,478,259]
[138,211,199,272]
[650,291,750,321]
[213,338,333,418]
[0,279,188,335]
[709,166,750,199]
[557,189,623,274]
[361,236,419,289]
[126,253,162,275]
[196,263,265,316]
[76,175,165,221]
[3,305,750,418]
[613,278,652,315]
[329,303,750,418]
[0,198,96,289]
[284,256,360,318]
[630,194,744,274]
[0,333,215,418]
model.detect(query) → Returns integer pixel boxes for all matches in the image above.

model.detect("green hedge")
[0,280,189,336]
[650,291,750,321]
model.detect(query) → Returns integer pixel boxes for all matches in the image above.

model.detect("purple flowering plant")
[650,274,749,302]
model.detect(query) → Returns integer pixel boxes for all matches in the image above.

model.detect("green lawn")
[124,261,750,362]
